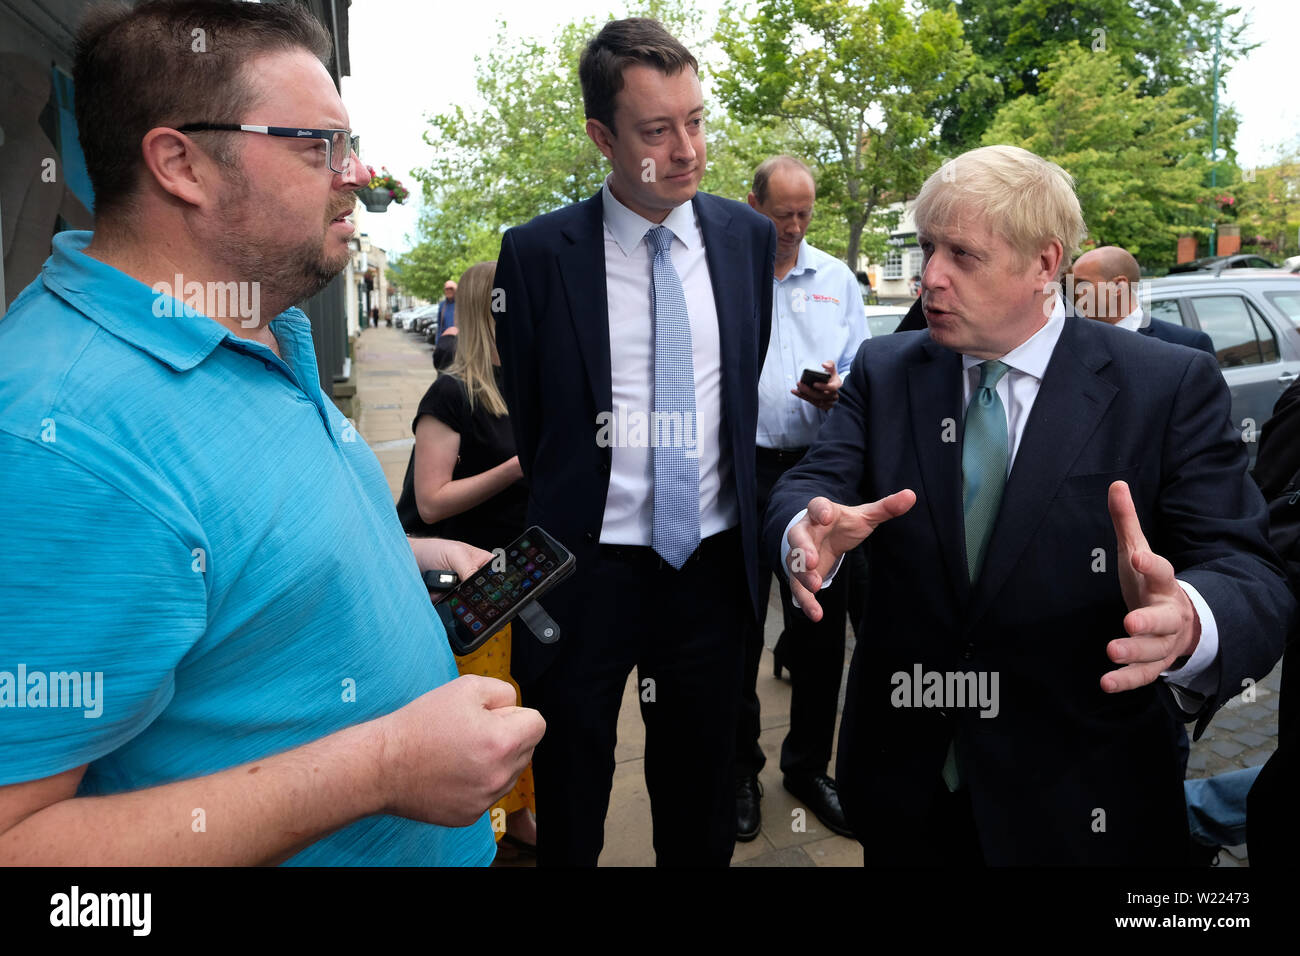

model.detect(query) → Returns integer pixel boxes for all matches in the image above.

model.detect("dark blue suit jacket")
[495,189,775,681]
[1140,316,1216,355]
[764,315,1292,864]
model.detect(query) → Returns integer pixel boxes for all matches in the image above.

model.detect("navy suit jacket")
[1140,316,1216,355]
[764,315,1292,864]
[495,189,775,681]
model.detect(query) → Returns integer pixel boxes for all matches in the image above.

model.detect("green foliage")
[1235,142,1300,259]
[714,0,972,269]
[982,44,1211,268]
[390,0,787,300]
[929,0,1252,156]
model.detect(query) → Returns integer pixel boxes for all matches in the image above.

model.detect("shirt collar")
[40,230,310,371]
[1115,304,1146,331]
[961,294,1066,382]
[602,176,698,256]
[782,239,813,278]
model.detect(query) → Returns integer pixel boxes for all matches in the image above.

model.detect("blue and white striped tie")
[647,225,701,569]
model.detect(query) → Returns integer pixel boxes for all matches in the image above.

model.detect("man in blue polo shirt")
[0,0,543,865]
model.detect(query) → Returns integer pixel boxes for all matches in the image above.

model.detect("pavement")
[353,323,1283,867]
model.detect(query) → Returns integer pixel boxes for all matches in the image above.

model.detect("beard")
[214,176,352,312]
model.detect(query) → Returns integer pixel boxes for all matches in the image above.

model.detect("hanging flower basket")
[357,186,394,213]
[356,167,409,213]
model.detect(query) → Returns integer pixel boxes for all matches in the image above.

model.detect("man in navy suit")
[765,145,1291,864]
[493,18,774,866]
[1069,246,1216,355]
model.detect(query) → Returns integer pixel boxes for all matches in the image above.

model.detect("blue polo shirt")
[0,231,494,866]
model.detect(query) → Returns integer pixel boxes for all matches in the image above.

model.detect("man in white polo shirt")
[736,155,869,841]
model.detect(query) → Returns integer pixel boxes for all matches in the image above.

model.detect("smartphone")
[800,367,832,387]
[433,526,576,655]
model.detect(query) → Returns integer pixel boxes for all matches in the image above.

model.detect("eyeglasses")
[177,124,361,175]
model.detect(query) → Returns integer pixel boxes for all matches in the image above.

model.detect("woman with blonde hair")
[396,260,535,856]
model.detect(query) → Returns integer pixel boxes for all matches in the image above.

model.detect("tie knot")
[978,360,1010,391]
[647,226,675,256]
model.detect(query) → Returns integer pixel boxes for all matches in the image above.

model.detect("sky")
[341,0,1300,261]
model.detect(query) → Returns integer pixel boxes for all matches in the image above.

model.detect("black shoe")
[783,773,854,838]
[736,776,763,842]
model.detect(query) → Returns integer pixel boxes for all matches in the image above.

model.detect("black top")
[396,368,529,552]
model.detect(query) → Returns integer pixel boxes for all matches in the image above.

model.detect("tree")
[392,0,786,300]
[713,0,972,270]
[982,44,1210,267]
[388,15,606,300]
[1235,143,1300,260]
[930,0,1252,158]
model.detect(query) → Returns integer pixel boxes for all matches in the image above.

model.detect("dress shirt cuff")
[781,508,845,607]
[1161,579,1219,698]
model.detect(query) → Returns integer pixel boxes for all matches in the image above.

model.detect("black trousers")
[522,527,747,867]
[737,447,848,780]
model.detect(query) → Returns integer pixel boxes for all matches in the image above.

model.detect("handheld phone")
[800,367,832,387]
[433,526,576,655]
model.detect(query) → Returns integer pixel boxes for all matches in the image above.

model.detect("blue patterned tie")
[647,225,701,569]
[944,358,1010,791]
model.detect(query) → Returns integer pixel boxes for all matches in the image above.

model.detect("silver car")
[1143,271,1300,462]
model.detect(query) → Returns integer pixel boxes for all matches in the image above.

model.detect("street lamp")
[1189,26,1223,256]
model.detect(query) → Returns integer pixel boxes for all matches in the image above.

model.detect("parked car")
[862,304,911,338]
[1166,254,1278,275]
[1143,271,1300,462]
[402,304,439,333]
[392,307,422,329]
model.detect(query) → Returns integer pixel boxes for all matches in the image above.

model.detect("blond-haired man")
[764,145,1291,864]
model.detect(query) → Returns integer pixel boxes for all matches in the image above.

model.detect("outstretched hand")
[785,490,916,621]
[1103,481,1200,693]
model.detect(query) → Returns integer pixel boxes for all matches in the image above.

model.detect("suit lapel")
[907,339,969,608]
[556,191,613,416]
[968,317,1118,623]
[695,194,742,409]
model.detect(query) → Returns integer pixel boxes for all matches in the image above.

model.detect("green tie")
[962,360,1011,583]
[943,359,1011,791]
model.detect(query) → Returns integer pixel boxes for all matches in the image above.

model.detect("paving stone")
[803,835,864,867]
[1211,715,1246,732]
[1207,739,1245,759]
[1237,703,1271,721]
[1233,731,1270,748]
[1262,696,1281,712]
[1185,752,1209,773]
[733,845,816,867]
[1241,750,1273,768]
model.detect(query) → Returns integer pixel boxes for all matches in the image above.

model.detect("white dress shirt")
[1114,304,1146,331]
[757,239,870,450]
[598,178,737,544]
[781,296,1218,693]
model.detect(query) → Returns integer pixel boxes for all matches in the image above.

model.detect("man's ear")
[139,127,214,208]
[585,118,616,164]
[1036,238,1064,284]
[747,192,759,211]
